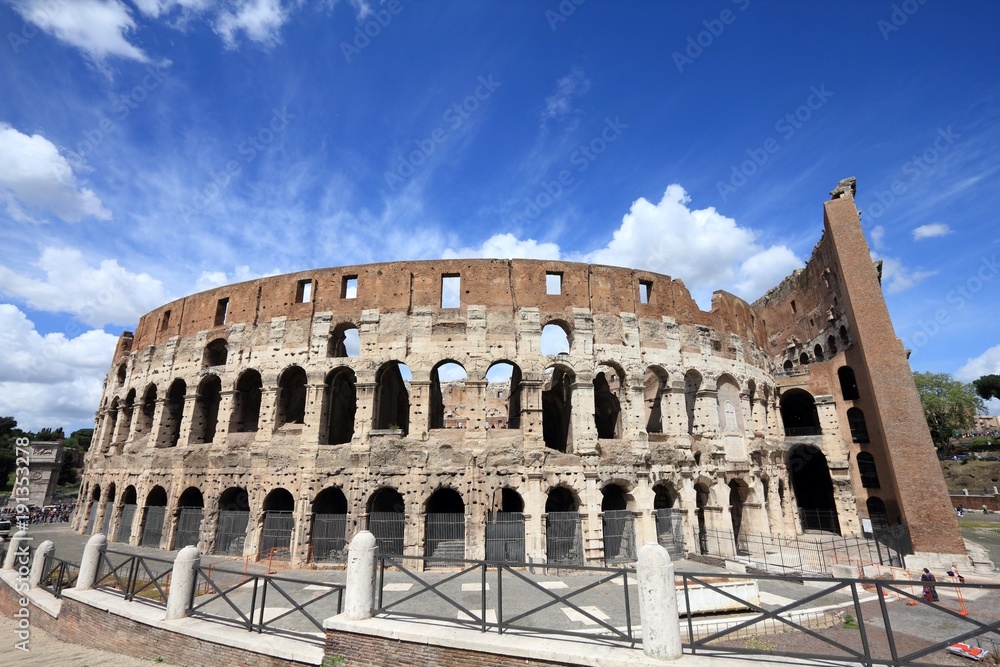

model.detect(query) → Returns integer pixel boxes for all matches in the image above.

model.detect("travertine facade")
[74,179,965,566]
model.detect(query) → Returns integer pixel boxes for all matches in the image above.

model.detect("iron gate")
[86,501,98,534]
[602,510,636,563]
[424,513,465,560]
[174,507,203,549]
[115,504,136,543]
[654,508,685,560]
[214,510,249,555]
[798,507,841,534]
[101,502,114,536]
[546,511,583,565]
[485,511,525,562]
[312,513,348,563]
[369,512,405,556]
[259,510,294,559]
[141,506,166,547]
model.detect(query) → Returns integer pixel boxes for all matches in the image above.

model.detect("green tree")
[64,428,94,451]
[913,372,984,449]
[35,427,65,440]
[973,374,1000,401]
[0,416,31,490]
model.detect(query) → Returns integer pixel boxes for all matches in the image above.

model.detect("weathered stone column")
[344,531,378,620]
[300,383,325,444]
[29,540,54,588]
[525,471,545,561]
[214,390,237,441]
[75,533,108,590]
[572,379,597,455]
[177,395,198,447]
[165,546,200,620]
[637,543,682,660]
[519,375,545,449]
[2,530,30,570]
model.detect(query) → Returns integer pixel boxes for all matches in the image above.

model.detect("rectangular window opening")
[214,298,229,326]
[160,309,171,331]
[545,272,562,295]
[790,300,797,314]
[639,280,652,304]
[296,279,313,303]
[342,276,358,299]
[441,274,461,308]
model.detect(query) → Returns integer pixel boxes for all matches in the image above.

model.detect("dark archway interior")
[542,367,573,451]
[788,445,839,533]
[780,389,821,435]
[427,488,465,514]
[653,484,676,509]
[232,370,263,433]
[601,484,628,511]
[545,486,577,512]
[178,487,204,508]
[500,487,524,513]
[593,372,621,439]
[219,487,250,511]
[326,369,357,444]
[146,486,167,506]
[263,489,295,512]
[369,487,405,514]
[374,363,409,434]
[313,487,348,514]
[278,367,307,425]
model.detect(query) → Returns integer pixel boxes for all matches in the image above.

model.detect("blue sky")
[1,0,999,431]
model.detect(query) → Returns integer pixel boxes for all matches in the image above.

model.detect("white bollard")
[343,531,378,620]
[165,545,201,620]
[29,540,54,588]
[637,542,683,661]
[2,530,30,570]
[75,533,108,590]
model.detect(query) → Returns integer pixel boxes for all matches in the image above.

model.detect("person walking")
[921,568,939,602]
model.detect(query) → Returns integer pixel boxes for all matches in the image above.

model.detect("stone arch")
[367,487,405,556]
[140,485,168,547]
[276,365,307,427]
[545,485,583,565]
[542,364,575,452]
[429,360,468,430]
[159,379,186,448]
[813,344,824,362]
[312,487,349,563]
[373,361,410,434]
[425,487,466,559]
[839,325,849,347]
[486,360,522,429]
[838,366,860,401]
[779,388,821,436]
[85,483,102,534]
[101,398,120,453]
[827,334,838,356]
[601,482,635,562]
[116,362,127,386]
[540,320,571,355]
[643,366,668,434]
[173,486,204,550]
[694,481,711,554]
[593,362,623,439]
[498,487,524,513]
[328,322,360,358]
[653,482,679,509]
[799,351,810,365]
[728,478,750,543]
[782,359,794,373]
[323,367,357,445]
[115,485,138,543]
[190,374,222,444]
[230,369,263,433]
[259,488,295,559]
[136,383,157,435]
[120,389,136,446]
[203,338,228,367]
[214,486,250,555]
[787,445,840,534]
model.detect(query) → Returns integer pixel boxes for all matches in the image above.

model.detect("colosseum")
[73,179,966,568]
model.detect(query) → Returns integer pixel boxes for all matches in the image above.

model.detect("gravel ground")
[0,612,168,666]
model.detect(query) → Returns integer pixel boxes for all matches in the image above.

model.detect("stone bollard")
[2,530,30,570]
[637,543,682,661]
[75,533,108,590]
[165,546,201,620]
[29,540,54,588]
[343,531,378,620]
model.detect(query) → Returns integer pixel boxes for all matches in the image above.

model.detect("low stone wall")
[949,493,1000,512]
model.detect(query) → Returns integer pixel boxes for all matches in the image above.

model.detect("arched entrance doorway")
[545,487,583,565]
[601,484,635,563]
[425,488,465,560]
[486,488,525,562]
[368,488,405,556]
[788,445,840,534]
[214,487,250,556]
[312,487,349,563]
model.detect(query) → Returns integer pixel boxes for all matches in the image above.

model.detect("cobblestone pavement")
[0,612,166,666]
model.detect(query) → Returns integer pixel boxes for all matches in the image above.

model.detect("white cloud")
[0,304,117,431]
[194,264,279,292]
[956,344,1000,382]
[542,68,590,120]
[869,224,886,250]
[0,247,168,326]
[11,0,149,62]
[0,123,112,223]
[584,184,802,305]
[444,233,561,260]
[913,223,952,240]
[876,255,936,294]
[214,0,290,48]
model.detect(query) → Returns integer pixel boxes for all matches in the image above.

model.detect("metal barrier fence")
[174,507,203,549]
[95,549,175,607]
[369,512,405,557]
[485,512,525,562]
[191,564,344,644]
[259,511,294,559]
[116,504,136,543]
[141,506,166,547]
[425,513,465,560]
[312,513,348,563]
[798,508,841,533]
[654,508,685,561]
[545,511,584,565]
[39,554,79,598]
[215,510,249,556]
[602,510,636,563]
[376,553,639,647]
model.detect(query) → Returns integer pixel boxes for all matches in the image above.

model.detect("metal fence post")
[75,532,107,590]
[344,530,378,620]
[637,543,682,660]
[165,545,200,620]
[29,540,54,588]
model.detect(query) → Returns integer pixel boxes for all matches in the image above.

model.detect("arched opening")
[695,483,710,555]
[323,367,357,444]
[857,452,880,488]
[486,361,522,429]
[788,445,840,534]
[120,390,135,448]
[799,352,810,366]
[86,484,101,534]
[429,361,468,429]
[141,486,167,547]
[230,370,263,433]
[813,344,824,362]
[312,487,349,563]
[425,488,466,560]
[203,338,228,367]
[486,488,525,562]
[260,489,295,560]
[782,359,794,373]
[328,323,360,358]
[276,366,307,427]
[102,399,119,453]
[116,362,127,385]
[101,484,116,536]
[115,486,138,543]
[653,483,684,559]
[838,366,860,401]
[190,374,222,444]
[368,487,405,556]
[159,379,186,447]
[827,334,838,356]
[780,389,822,436]
[373,361,410,435]
[542,365,574,452]
[839,325,849,347]
[684,370,702,435]
[601,483,635,563]
[540,322,571,355]
[847,407,870,443]
[173,487,204,549]
[866,497,889,536]
[728,479,750,548]
[545,486,582,565]
[593,364,623,439]
[643,367,667,434]
[214,487,250,556]
[136,384,156,435]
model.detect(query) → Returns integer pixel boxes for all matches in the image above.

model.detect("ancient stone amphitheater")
[74,184,966,566]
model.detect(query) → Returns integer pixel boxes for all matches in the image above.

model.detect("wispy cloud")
[542,68,590,120]
[913,222,952,240]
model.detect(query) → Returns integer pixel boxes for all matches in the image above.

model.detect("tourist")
[921,568,939,602]
[946,564,965,583]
